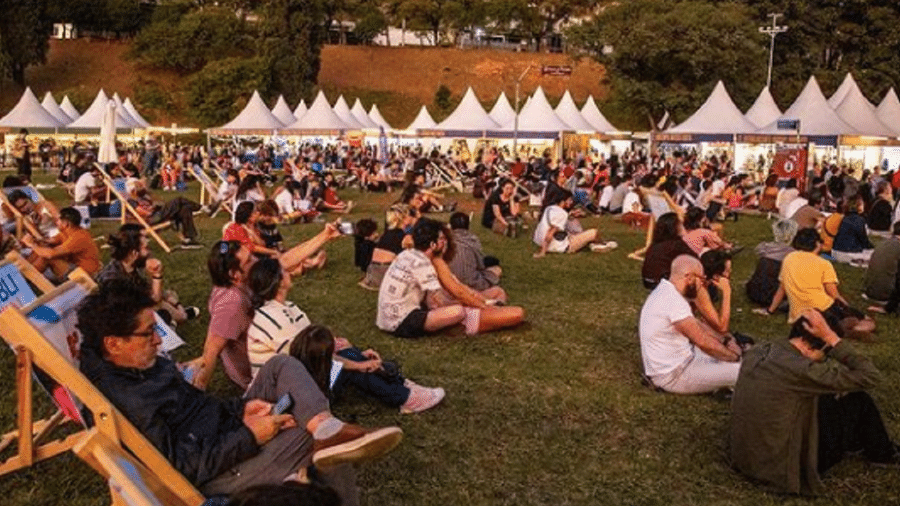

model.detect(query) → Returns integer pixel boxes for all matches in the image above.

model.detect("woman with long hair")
[640,212,696,289]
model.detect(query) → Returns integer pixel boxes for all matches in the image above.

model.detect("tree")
[258,0,328,106]
[0,0,53,86]
[568,0,765,130]
[186,57,267,127]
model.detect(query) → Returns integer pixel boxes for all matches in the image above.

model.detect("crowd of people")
[3,135,900,502]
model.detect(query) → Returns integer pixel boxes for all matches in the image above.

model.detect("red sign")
[773,145,808,189]
[541,65,572,76]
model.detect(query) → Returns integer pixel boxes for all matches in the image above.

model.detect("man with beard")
[96,223,200,325]
[639,255,743,394]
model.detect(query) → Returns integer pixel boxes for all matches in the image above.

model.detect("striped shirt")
[247,300,310,380]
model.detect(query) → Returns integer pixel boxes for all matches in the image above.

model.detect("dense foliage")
[0,0,54,86]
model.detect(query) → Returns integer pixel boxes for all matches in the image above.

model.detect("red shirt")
[223,222,253,249]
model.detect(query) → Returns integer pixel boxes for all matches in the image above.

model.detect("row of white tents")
[0,87,151,131]
[662,73,900,140]
[209,86,625,138]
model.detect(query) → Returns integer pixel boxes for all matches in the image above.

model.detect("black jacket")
[80,348,259,486]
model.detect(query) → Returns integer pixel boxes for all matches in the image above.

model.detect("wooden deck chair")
[189,166,232,218]
[93,164,172,253]
[0,279,204,506]
[0,185,56,240]
[628,188,683,261]
[426,161,461,192]
[493,165,537,202]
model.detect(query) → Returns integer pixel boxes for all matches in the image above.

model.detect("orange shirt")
[56,227,101,275]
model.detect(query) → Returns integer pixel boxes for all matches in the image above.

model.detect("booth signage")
[541,65,573,76]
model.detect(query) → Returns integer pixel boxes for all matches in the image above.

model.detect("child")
[353,218,378,273]
[290,324,444,414]
[255,199,284,251]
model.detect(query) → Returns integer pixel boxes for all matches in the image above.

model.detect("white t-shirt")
[623,190,642,213]
[247,299,310,380]
[533,205,569,253]
[785,197,808,222]
[639,279,695,379]
[598,185,614,208]
[74,172,96,203]
[274,189,296,215]
[377,249,442,332]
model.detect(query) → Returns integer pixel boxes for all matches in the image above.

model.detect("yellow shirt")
[779,251,838,322]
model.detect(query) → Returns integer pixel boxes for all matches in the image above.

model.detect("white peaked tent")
[828,73,874,111]
[368,104,392,130]
[41,92,72,125]
[501,86,571,132]
[333,96,364,129]
[111,93,141,129]
[285,91,349,131]
[834,84,895,137]
[757,76,856,136]
[351,99,379,129]
[667,81,757,134]
[270,95,297,126]
[59,96,81,121]
[69,90,131,129]
[293,100,308,121]
[406,105,437,131]
[123,98,151,128]
[215,90,285,132]
[744,86,782,129]
[488,92,516,127]
[554,90,595,131]
[0,87,65,128]
[876,88,900,136]
[437,87,499,131]
[581,95,619,133]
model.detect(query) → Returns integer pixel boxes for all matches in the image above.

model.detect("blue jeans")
[333,347,411,407]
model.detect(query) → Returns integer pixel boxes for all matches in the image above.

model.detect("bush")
[434,84,453,112]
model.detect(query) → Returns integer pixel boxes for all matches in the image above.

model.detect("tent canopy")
[284,91,349,132]
[744,86,781,129]
[501,86,572,132]
[757,76,856,136]
[350,99,379,129]
[834,83,895,137]
[214,90,285,132]
[41,92,72,125]
[667,81,757,134]
[59,96,81,121]
[406,105,437,131]
[0,87,66,129]
[876,88,900,136]
[554,90,595,131]
[368,104,392,130]
[270,95,297,126]
[437,87,499,131]
[581,95,620,133]
[122,98,151,128]
[488,92,516,127]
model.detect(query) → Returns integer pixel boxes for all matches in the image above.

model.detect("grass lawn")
[1,172,898,505]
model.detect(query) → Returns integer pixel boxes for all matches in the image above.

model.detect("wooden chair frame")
[93,164,172,253]
[0,185,56,240]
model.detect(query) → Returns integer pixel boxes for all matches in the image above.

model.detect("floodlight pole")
[513,64,534,156]
[759,13,788,89]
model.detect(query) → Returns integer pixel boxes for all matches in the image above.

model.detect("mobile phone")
[338,221,354,235]
[271,393,293,415]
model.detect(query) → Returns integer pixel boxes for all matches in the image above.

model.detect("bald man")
[639,255,743,394]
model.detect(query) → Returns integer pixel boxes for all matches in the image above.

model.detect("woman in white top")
[533,189,614,257]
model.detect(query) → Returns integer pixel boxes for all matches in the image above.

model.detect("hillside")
[1,40,608,128]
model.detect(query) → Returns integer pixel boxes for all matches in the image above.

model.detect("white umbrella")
[98,101,118,164]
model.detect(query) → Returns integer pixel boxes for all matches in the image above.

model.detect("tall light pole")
[759,13,788,89]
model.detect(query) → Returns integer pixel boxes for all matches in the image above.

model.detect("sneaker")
[590,241,617,253]
[400,386,445,414]
[181,238,203,249]
[184,306,201,320]
[312,424,403,468]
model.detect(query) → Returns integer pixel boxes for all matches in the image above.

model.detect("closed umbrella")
[98,101,118,164]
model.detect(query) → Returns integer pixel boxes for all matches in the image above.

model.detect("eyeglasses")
[130,326,158,340]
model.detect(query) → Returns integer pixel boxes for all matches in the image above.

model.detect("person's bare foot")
[868,305,887,314]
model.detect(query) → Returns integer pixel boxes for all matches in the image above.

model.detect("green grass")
[1,172,899,505]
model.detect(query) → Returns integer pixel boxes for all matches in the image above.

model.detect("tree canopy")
[0,0,53,86]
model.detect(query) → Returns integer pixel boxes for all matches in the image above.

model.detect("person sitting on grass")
[731,308,899,495]
[448,212,502,292]
[641,212,696,289]
[481,179,522,236]
[318,172,353,214]
[831,194,874,266]
[358,204,415,291]
[533,190,616,258]
[96,224,200,326]
[353,218,378,275]
[865,222,900,315]
[77,280,403,506]
[757,228,876,341]
[639,255,743,394]
[681,206,731,256]
[21,207,101,282]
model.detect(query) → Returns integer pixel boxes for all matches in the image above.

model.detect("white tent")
[554,90,595,131]
[111,93,142,129]
[0,87,66,129]
[757,76,856,136]
[214,90,285,132]
[667,81,757,134]
[437,87,499,131]
[501,86,571,132]
[876,88,900,136]
[293,100,308,121]
[69,90,136,130]
[41,92,72,125]
[350,99,379,129]
[488,92,516,127]
[285,91,349,131]
[333,96,364,130]
[580,95,619,133]
[123,98,151,128]
[368,104,392,130]
[405,105,437,131]
[270,95,297,126]
[744,86,782,129]
[828,73,874,110]
[59,96,81,121]
[834,84,895,137]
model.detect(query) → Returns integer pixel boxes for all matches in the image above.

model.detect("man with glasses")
[639,254,743,394]
[4,188,59,240]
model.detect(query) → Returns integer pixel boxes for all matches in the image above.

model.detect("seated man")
[639,255,742,394]
[127,179,203,248]
[447,212,502,292]
[96,224,200,325]
[377,218,466,338]
[4,188,59,239]
[77,280,403,505]
[73,164,110,216]
[762,228,876,340]
[865,222,900,313]
[731,309,898,495]
[21,207,101,281]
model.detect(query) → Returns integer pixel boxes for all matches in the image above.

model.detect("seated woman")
[681,206,731,256]
[427,222,525,334]
[159,155,182,191]
[866,181,893,234]
[399,184,451,214]
[641,212,696,289]
[234,174,267,207]
[533,190,615,258]
[694,250,733,334]
[319,173,353,214]
[481,178,522,236]
[359,204,415,290]
[832,194,874,265]
[246,258,444,413]
[255,199,285,251]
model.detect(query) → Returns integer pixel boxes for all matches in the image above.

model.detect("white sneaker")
[590,241,617,253]
[400,386,445,414]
